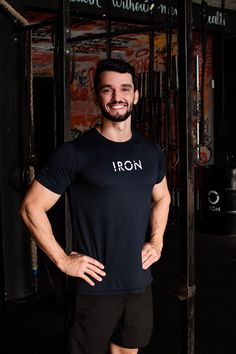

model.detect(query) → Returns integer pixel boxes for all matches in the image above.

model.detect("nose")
[111,89,121,102]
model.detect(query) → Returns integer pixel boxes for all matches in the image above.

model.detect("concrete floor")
[2,225,236,354]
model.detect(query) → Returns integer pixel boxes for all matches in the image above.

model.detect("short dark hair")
[94,58,138,94]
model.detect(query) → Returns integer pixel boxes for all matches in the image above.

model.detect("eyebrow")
[99,84,133,89]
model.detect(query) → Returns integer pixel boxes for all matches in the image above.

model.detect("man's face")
[97,71,139,122]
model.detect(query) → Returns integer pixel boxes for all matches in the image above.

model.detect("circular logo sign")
[208,190,220,205]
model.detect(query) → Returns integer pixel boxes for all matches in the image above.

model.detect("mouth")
[107,102,127,110]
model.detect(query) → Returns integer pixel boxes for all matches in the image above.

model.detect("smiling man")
[19,58,171,354]
[95,69,138,123]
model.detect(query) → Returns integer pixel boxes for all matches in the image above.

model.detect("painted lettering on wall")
[70,0,102,8]
[70,0,227,28]
[156,4,177,16]
[207,11,226,26]
[112,0,149,13]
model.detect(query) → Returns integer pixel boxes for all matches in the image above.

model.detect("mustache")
[108,100,126,105]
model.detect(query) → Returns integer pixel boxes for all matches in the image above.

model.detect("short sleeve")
[156,144,166,184]
[35,142,77,195]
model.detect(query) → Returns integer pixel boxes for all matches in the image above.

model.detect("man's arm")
[19,180,106,286]
[142,176,171,270]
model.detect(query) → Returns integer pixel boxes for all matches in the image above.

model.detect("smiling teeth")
[111,104,125,108]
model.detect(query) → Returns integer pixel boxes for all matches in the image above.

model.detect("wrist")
[150,233,163,242]
[150,234,163,249]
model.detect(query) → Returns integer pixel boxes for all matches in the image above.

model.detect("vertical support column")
[148,2,155,141]
[177,1,195,353]
[57,0,71,144]
[0,8,33,300]
[56,0,72,264]
[105,0,112,58]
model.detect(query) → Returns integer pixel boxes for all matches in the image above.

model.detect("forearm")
[20,203,67,270]
[142,194,170,269]
[149,195,170,249]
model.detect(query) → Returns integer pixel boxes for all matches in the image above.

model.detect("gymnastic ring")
[162,145,180,169]
[193,144,212,166]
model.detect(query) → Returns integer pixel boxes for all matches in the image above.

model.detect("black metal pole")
[148,1,155,141]
[57,0,71,144]
[105,0,112,58]
[177,1,195,354]
[56,0,72,276]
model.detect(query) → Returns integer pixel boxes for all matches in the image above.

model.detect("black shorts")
[65,286,153,354]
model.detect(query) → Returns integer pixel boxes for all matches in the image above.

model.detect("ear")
[134,89,139,105]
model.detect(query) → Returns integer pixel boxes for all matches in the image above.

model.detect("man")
[20,58,171,354]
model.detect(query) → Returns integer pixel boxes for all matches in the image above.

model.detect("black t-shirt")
[36,128,166,295]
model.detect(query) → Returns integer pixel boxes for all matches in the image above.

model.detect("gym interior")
[1,1,236,353]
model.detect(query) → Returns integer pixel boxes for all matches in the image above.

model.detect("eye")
[122,86,132,92]
[101,87,112,94]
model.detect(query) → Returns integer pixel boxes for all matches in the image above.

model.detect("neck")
[96,118,132,142]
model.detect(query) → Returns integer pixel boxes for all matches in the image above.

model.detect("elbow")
[167,190,171,207]
[161,190,171,211]
[19,198,35,225]
[19,200,28,223]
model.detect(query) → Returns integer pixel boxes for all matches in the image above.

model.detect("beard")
[99,101,135,123]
